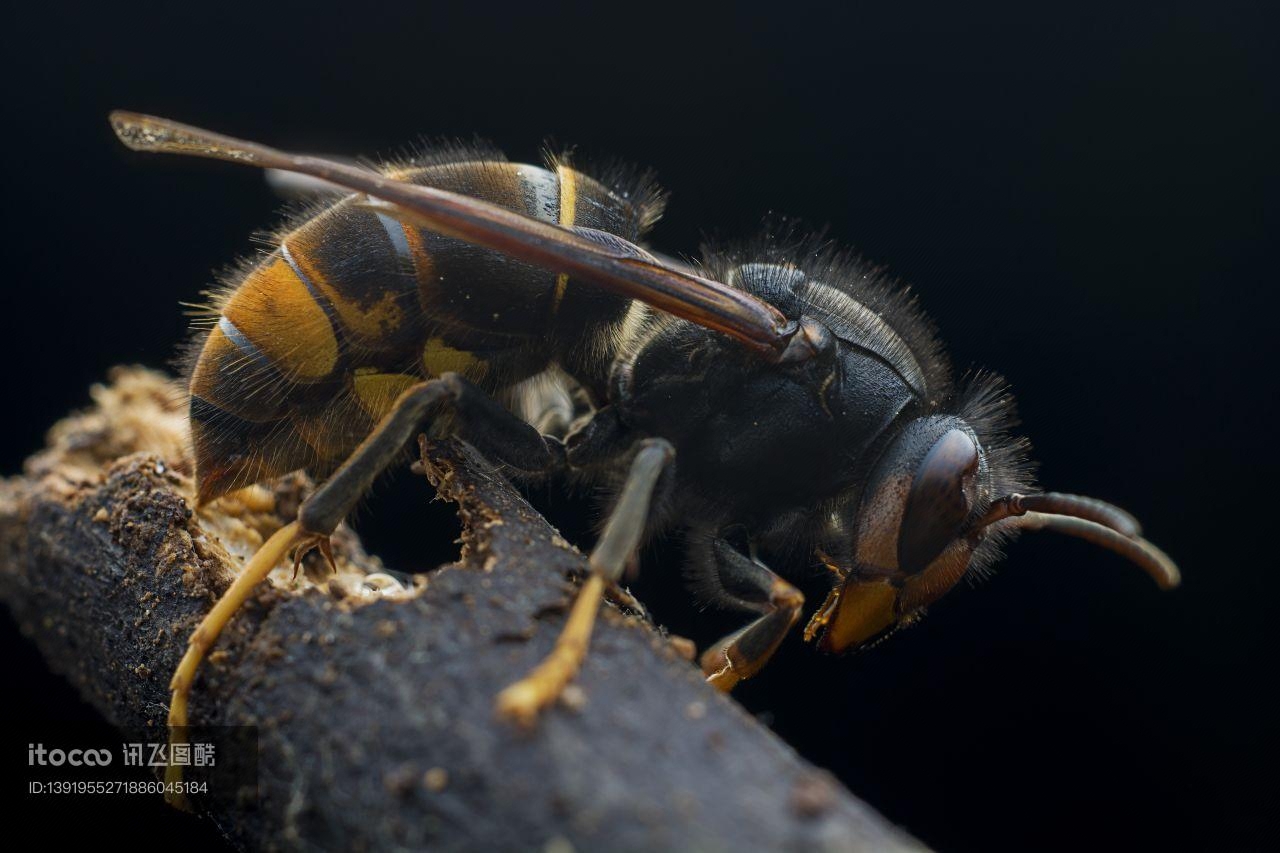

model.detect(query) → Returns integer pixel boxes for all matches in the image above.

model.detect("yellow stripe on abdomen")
[288,223,412,349]
[550,164,578,316]
[221,251,339,381]
[352,370,420,420]
[422,337,485,379]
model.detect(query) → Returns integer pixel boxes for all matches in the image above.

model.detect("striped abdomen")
[189,153,662,503]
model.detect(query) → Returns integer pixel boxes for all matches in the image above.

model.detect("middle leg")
[495,437,675,725]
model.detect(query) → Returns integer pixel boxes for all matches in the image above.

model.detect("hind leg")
[166,374,561,805]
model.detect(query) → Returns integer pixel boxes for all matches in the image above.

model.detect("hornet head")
[807,383,1180,653]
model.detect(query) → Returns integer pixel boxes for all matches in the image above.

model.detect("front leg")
[692,536,806,692]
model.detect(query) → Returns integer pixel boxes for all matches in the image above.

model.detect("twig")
[0,367,925,852]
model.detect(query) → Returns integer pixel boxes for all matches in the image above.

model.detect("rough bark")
[0,367,925,852]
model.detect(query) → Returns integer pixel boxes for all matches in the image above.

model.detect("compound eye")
[897,429,979,574]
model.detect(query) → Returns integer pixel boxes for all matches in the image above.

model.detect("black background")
[2,2,1274,850]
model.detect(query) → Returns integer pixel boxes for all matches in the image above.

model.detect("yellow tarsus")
[165,520,306,808]
[495,573,606,726]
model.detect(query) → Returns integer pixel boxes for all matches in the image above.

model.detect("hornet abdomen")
[189,153,663,502]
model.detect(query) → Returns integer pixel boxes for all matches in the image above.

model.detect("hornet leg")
[693,537,805,692]
[495,438,674,725]
[166,373,562,805]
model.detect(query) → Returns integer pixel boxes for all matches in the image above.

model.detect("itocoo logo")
[28,743,113,766]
